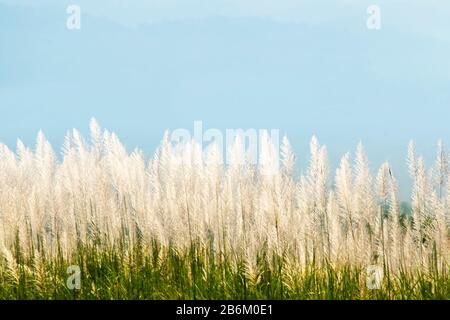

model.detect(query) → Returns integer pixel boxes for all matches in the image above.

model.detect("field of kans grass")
[0,120,449,299]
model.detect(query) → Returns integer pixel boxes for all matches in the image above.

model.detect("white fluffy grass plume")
[0,119,449,274]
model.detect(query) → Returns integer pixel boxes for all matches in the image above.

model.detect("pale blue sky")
[1,1,450,198]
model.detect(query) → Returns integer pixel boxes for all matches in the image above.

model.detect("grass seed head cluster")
[0,120,449,299]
